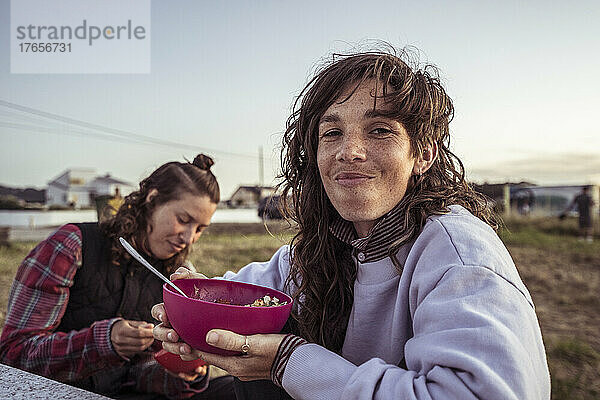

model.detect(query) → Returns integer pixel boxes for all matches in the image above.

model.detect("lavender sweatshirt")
[223,206,551,399]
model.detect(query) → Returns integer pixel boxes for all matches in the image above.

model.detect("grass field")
[1,218,599,399]
[497,218,600,399]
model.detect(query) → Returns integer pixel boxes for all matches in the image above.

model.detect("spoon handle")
[119,237,189,298]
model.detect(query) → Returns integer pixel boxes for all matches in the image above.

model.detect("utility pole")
[258,146,264,187]
[503,184,511,217]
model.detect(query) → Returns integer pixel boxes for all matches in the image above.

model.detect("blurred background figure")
[562,186,595,242]
[515,188,535,216]
[95,187,125,223]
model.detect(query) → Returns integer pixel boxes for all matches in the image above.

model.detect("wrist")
[97,318,126,362]
[270,334,307,388]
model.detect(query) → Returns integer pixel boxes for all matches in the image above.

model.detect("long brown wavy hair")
[278,47,499,353]
[100,154,220,274]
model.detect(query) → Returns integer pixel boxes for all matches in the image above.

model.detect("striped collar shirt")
[329,201,407,263]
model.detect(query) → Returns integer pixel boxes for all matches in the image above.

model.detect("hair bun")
[192,154,214,171]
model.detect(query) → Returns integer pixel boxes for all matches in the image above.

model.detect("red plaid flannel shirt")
[0,224,208,399]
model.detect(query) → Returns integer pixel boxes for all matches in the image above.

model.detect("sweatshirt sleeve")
[222,245,291,292]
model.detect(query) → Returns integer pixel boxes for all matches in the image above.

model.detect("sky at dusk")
[1,0,599,198]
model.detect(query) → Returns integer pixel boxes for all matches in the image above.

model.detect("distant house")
[46,169,135,208]
[90,174,134,200]
[228,185,276,208]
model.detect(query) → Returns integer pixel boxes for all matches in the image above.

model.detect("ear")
[145,188,159,204]
[412,142,438,176]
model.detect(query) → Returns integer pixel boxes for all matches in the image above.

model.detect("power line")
[0,121,158,147]
[0,99,264,160]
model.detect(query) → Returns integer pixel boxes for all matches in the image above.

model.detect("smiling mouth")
[169,242,185,252]
[334,172,374,187]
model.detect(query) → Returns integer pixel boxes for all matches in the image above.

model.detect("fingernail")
[168,332,176,341]
[180,344,190,354]
[206,331,218,345]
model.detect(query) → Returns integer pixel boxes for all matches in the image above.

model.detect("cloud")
[467,152,600,185]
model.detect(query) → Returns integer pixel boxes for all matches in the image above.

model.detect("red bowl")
[154,349,206,374]
[163,278,293,356]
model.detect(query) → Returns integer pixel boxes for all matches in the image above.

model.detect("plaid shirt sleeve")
[0,224,211,398]
[0,224,125,381]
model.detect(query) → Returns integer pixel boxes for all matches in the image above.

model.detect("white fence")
[0,208,262,228]
[0,210,98,228]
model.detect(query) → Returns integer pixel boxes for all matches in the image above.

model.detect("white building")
[89,174,135,201]
[228,185,276,208]
[46,169,134,208]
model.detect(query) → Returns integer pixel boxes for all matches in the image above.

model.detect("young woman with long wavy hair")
[153,49,550,400]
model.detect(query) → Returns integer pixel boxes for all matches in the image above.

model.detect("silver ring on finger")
[241,336,250,355]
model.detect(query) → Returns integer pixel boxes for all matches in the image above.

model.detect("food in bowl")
[194,286,287,308]
[245,294,287,307]
[163,278,293,356]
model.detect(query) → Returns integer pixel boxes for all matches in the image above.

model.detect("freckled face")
[145,192,217,260]
[317,80,417,237]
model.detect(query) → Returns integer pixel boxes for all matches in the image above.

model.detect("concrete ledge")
[0,363,109,399]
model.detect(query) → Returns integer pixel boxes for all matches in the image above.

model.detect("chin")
[330,199,371,219]
[153,249,174,260]
[162,250,179,260]
[336,208,378,223]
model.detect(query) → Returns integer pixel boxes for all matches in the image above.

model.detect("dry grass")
[0,241,39,326]
[186,228,294,278]
[499,217,600,399]
[1,217,599,399]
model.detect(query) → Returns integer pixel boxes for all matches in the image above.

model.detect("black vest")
[56,223,168,396]
[57,223,166,333]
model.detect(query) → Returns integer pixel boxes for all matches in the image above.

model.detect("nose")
[179,227,195,246]
[336,130,366,162]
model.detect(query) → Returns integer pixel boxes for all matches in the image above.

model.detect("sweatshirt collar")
[330,200,408,263]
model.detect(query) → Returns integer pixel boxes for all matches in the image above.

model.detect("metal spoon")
[119,237,189,298]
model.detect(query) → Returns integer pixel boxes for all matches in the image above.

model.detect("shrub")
[0,195,24,210]
[48,204,71,210]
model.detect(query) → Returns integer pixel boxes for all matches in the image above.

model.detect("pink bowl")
[154,349,206,374]
[163,279,293,356]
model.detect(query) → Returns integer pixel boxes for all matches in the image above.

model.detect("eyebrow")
[319,109,392,125]
[319,113,341,124]
[181,212,196,223]
[182,211,210,227]
[364,109,392,119]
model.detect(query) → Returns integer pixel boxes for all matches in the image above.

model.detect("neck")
[353,220,376,238]
[132,237,155,260]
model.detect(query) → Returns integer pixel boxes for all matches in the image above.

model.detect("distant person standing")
[516,189,535,216]
[565,186,595,242]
